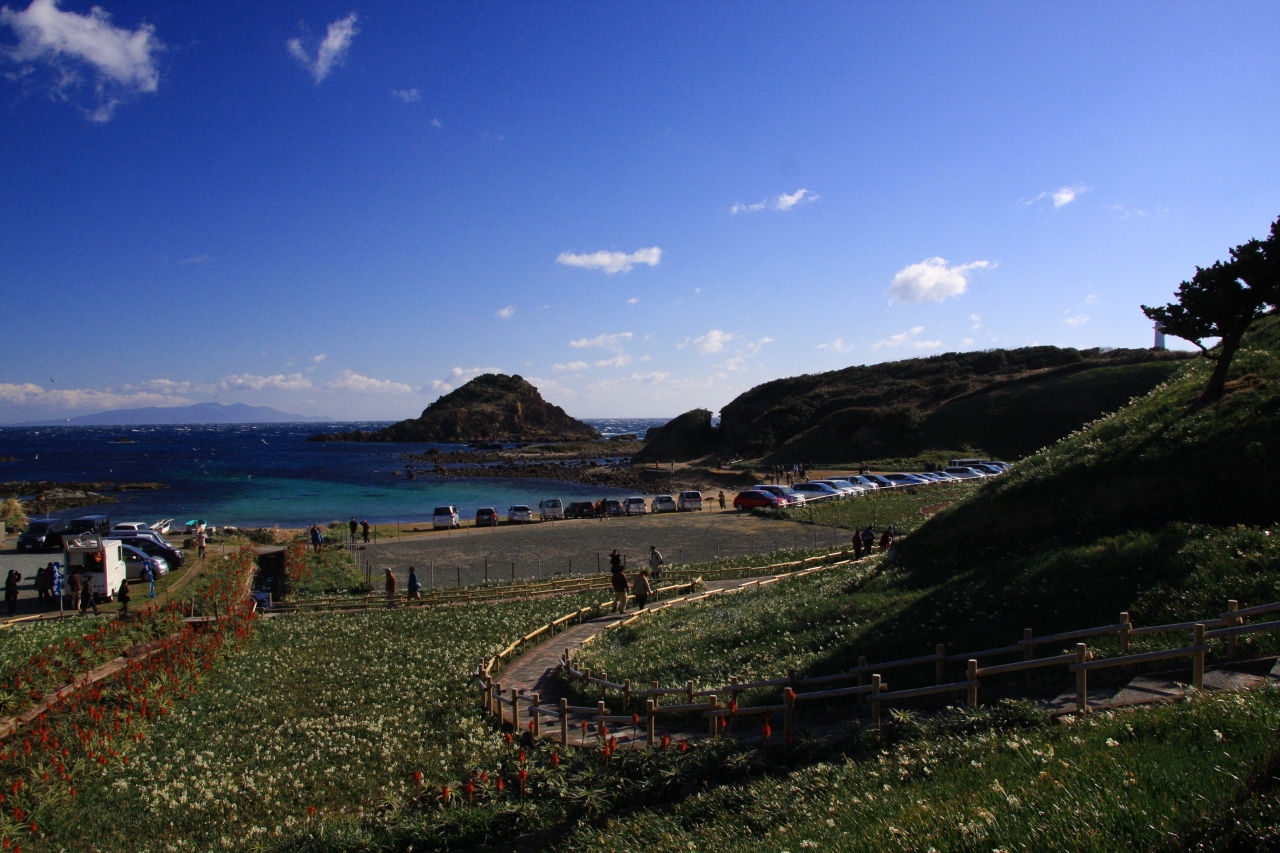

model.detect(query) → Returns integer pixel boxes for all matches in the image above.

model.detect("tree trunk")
[1201,333,1242,402]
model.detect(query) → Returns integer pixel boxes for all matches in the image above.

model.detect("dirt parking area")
[364,508,853,588]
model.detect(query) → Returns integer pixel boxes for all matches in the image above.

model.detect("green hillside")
[640,345,1190,463]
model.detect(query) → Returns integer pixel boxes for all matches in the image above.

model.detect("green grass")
[783,480,981,536]
[287,543,369,597]
[555,689,1280,853]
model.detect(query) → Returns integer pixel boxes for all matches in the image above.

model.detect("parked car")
[508,505,533,523]
[17,518,68,552]
[883,473,932,487]
[624,497,648,515]
[106,533,186,568]
[733,490,783,511]
[113,521,151,531]
[755,485,806,507]
[824,478,871,495]
[815,479,860,497]
[915,472,952,483]
[861,474,896,489]
[432,506,460,529]
[106,528,168,547]
[791,482,842,501]
[67,515,111,537]
[566,501,597,519]
[677,490,703,511]
[603,499,626,517]
[942,467,987,480]
[538,498,565,521]
[475,507,499,527]
[842,475,882,490]
[651,494,678,513]
[121,543,168,580]
[969,463,1005,476]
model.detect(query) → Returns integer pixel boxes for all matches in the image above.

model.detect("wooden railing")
[493,595,1280,748]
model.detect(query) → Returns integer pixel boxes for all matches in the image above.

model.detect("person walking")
[609,550,628,614]
[860,526,875,554]
[384,568,398,605]
[647,545,664,582]
[4,569,20,616]
[406,566,422,600]
[633,570,652,609]
[361,520,371,544]
[310,524,324,553]
[349,517,359,543]
[79,574,99,616]
[34,564,50,608]
[196,529,208,560]
[880,526,894,552]
[852,532,864,560]
[718,491,726,510]
[116,578,131,617]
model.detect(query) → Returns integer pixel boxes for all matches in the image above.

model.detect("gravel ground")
[359,508,853,588]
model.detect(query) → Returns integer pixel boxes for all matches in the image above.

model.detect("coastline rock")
[310,374,600,443]
[632,408,718,463]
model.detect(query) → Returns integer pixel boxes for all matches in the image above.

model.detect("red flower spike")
[551,752,560,768]
[518,750,525,764]
[679,739,689,753]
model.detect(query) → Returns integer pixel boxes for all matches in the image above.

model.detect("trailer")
[63,536,127,601]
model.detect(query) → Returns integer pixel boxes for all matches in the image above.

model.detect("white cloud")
[121,378,215,395]
[496,305,516,319]
[888,257,990,304]
[693,329,735,355]
[569,332,632,350]
[390,87,419,102]
[422,379,452,394]
[431,117,442,129]
[1061,315,1090,327]
[555,247,661,275]
[961,337,974,347]
[0,0,162,121]
[970,314,982,329]
[324,370,412,394]
[594,354,633,368]
[552,361,589,373]
[219,373,311,391]
[625,297,639,305]
[731,188,820,215]
[741,336,774,357]
[1084,293,1098,305]
[816,338,855,354]
[287,12,358,84]
[449,366,502,382]
[871,327,942,351]
[1025,184,1089,208]
[0,381,190,412]
[312,353,327,364]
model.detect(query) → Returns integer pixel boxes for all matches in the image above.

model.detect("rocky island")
[308,373,601,443]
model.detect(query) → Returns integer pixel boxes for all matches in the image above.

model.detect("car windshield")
[433,507,452,515]
[24,522,50,533]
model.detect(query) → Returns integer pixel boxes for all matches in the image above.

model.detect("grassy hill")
[642,345,1190,463]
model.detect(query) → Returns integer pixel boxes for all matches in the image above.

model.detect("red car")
[733,490,782,510]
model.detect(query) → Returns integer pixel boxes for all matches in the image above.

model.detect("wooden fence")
[484,592,1280,748]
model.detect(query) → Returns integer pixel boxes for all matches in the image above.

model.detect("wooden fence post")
[1226,601,1239,658]
[935,643,946,685]
[729,675,740,708]
[1075,644,1088,715]
[686,680,695,704]
[596,701,606,741]
[1193,623,1206,690]
[870,675,882,729]
[646,699,656,746]
[493,682,503,725]
[530,693,540,737]
[559,698,569,747]
[510,688,520,730]
[1023,628,1034,661]
[1119,612,1131,654]
[966,659,978,708]
[708,695,718,739]
[511,561,515,581]
[600,671,608,701]
[783,688,795,743]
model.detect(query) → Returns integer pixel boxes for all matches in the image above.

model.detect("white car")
[538,498,564,521]
[815,479,860,497]
[791,482,842,501]
[943,467,987,480]
[113,522,150,532]
[624,497,648,515]
[842,475,882,490]
[756,485,806,507]
[651,494,678,513]
[883,473,932,487]
[677,490,703,511]
[432,506,460,529]
[824,478,871,495]
[508,505,534,523]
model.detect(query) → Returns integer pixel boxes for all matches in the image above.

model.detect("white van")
[432,506,460,529]
[677,490,703,511]
[538,498,564,521]
[64,536,127,601]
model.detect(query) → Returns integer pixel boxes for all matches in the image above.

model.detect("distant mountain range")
[12,402,332,426]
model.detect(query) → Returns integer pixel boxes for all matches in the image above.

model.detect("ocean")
[0,418,667,528]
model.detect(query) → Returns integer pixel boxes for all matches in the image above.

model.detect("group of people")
[383,565,424,603]
[767,464,809,486]
[349,517,372,544]
[607,545,665,614]
[1,563,152,619]
[852,525,894,559]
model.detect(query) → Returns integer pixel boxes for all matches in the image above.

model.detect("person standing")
[718,491,726,510]
[4,569,20,616]
[860,526,875,554]
[34,564,50,608]
[406,566,422,601]
[116,578,131,617]
[633,570,651,609]
[647,545,664,582]
[852,532,864,560]
[609,550,628,614]
[349,517,359,543]
[196,529,208,560]
[310,524,323,553]
[880,526,894,551]
[79,574,99,616]
[384,567,398,605]
[361,520,371,544]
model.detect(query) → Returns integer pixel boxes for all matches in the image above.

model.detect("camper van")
[63,536,127,602]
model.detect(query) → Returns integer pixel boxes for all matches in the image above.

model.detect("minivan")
[538,498,564,521]
[17,518,68,552]
[432,506,460,529]
[67,515,111,537]
[677,490,703,511]
[107,532,185,568]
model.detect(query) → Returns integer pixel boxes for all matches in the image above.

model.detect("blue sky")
[1,1,1277,422]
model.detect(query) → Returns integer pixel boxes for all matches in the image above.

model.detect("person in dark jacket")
[406,566,422,600]
[880,526,894,551]
[609,550,628,613]
[349,517,359,543]
[79,574,99,616]
[361,520,371,544]
[860,526,875,554]
[633,570,651,609]
[852,533,864,560]
[116,579,131,617]
[4,570,20,616]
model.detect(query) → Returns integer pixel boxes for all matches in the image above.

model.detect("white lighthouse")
[1153,321,1166,350]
